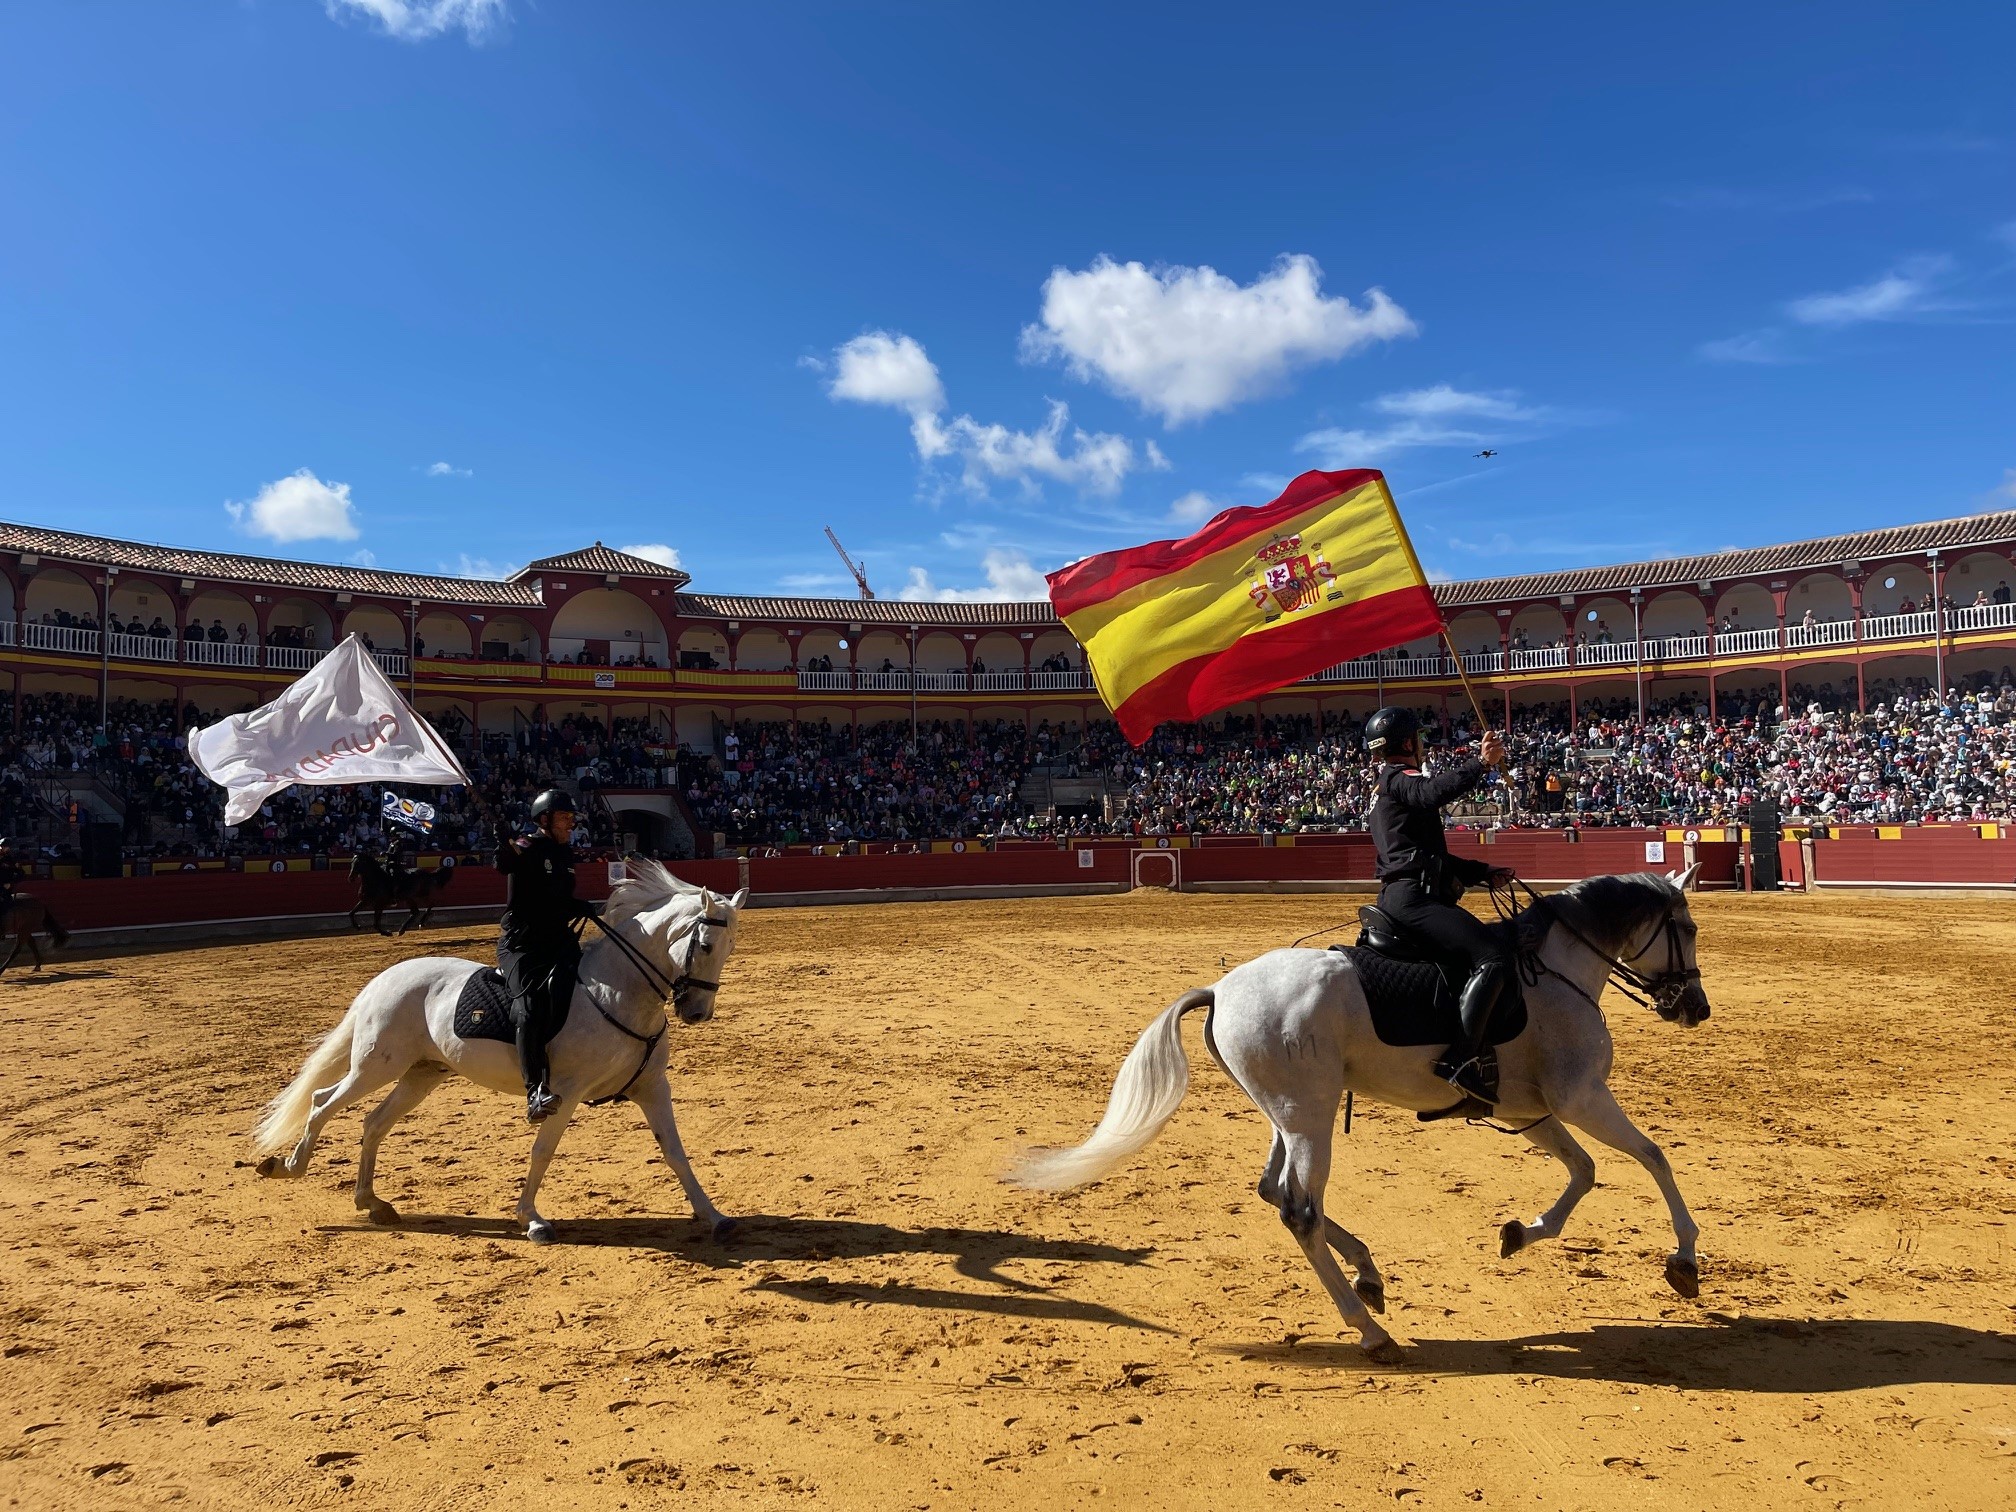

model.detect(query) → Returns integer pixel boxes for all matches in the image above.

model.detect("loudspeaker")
[80,820,123,879]
[1749,799,1782,891]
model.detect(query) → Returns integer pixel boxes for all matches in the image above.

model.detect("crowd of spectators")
[3,668,2013,861]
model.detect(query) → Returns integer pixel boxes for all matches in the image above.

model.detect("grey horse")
[1012,867,1712,1361]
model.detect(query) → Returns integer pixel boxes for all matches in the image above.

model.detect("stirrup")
[525,1087,560,1124]
[1435,1049,1499,1105]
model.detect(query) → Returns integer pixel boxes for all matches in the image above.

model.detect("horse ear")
[730,886,749,910]
[1675,861,1701,892]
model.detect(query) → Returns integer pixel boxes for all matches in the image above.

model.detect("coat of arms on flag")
[381,793,437,834]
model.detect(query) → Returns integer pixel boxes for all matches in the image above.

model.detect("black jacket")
[495,830,595,950]
[1371,759,1494,890]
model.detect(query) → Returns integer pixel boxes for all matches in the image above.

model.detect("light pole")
[908,624,919,750]
[1927,550,1945,694]
[1630,588,1645,727]
[99,564,114,730]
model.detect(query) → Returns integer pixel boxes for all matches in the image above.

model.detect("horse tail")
[1008,989,1214,1191]
[250,1004,358,1158]
[42,906,68,948]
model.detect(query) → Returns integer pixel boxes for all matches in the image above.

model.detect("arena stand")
[0,511,2012,934]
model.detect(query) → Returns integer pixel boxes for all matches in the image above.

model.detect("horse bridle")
[1497,879,1701,1017]
[581,901,733,1105]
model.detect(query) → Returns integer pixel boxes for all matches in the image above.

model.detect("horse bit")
[1496,879,1702,1018]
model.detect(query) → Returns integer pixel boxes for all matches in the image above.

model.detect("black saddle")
[453,967,518,1045]
[1330,905,1530,1049]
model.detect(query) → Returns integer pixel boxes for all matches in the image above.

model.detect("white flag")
[187,635,471,826]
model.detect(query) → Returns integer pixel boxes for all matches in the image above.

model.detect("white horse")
[252,860,748,1244]
[1012,868,1713,1362]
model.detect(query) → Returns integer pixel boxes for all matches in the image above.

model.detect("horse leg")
[1561,1085,1702,1298]
[375,902,391,936]
[26,932,42,972]
[1270,1123,1399,1360]
[1497,1117,1597,1259]
[514,1102,580,1244]
[397,898,419,936]
[0,934,15,975]
[265,1062,400,1179]
[1257,1128,1381,1312]
[354,1064,450,1225]
[630,1075,733,1239]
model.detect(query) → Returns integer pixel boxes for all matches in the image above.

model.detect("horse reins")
[580,906,732,1106]
[1490,878,1700,1017]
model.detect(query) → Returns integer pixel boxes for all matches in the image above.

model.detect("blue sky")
[0,2,2011,601]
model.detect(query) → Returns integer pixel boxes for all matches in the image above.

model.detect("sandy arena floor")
[1,888,2013,1509]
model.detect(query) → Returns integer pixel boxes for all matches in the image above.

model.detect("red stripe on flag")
[1109,583,1441,744]
[1047,469,1386,618]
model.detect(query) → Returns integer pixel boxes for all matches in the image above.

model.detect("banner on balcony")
[1046,469,1444,744]
[187,635,471,826]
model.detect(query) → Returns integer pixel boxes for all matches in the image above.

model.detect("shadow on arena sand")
[1224,1315,2016,1392]
[313,1212,1170,1331]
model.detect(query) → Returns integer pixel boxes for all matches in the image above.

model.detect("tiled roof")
[675,593,1054,628]
[520,544,692,586]
[1434,510,2016,608]
[0,521,541,606]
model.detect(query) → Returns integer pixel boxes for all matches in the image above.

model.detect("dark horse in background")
[348,851,455,936]
[0,894,70,975]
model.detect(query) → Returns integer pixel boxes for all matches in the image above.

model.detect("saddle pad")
[452,967,517,1045]
[1330,945,1528,1049]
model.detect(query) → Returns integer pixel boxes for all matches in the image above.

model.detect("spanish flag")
[1046,469,1442,744]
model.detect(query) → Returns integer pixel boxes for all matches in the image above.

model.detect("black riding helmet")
[529,789,578,822]
[1363,706,1420,758]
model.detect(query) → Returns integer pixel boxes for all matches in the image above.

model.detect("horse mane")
[1545,871,1681,955]
[600,857,709,930]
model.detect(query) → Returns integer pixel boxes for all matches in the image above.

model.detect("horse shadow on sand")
[319,1212,1169,1332]
[1226,1313,2016,1392]
[4,968,115,986]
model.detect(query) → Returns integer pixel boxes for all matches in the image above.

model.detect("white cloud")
[1996,469,2016,501]
[1785,256,1951,325]
[617,542,683,570]
[1239,471,1290,495]
[898,549,1051,603]
[350,548,378,567]
[819,330,1161,497]
[1168,491,1223,524]
[1019,254,1414,425]
[324,0,508,42]
[1697,329,1798,364]
[1297,385,1553,465]
[826,331,946,415]
[424,461,472,478]
[448,554,521,579]
[780,571,849,590]
[224,469,360,543]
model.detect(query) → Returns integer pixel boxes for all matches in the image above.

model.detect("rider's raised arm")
[1382,757,1488,810]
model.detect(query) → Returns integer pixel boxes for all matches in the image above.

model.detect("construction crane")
[824,527,874,599]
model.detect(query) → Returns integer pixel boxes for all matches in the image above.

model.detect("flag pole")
[1439,622,1491,736]
[1375,479,1491,741]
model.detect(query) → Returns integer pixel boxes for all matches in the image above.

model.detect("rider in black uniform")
[1365,707,1515,1106]
[494,790,598,1123]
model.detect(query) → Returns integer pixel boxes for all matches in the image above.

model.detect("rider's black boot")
[516,1022,560,1124]
[1431,962,1505,1106]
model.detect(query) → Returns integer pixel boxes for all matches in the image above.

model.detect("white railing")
[372,650,410,679]
[109,631,178,663]
[1785,617,1856,649]
[0,620,13,646]
[1649,634,1709,660]
[1460,650,1505,674]
[856,671,911,691]
[1949,601,2016,632]
[1381,656,1445,678]
[1575,639,1639,666]
[183,639,260,667]
[1030,670,1092,690]
[22,622,100,655]
[912,671,968,692]
[1858,610,1936,643]
[1717,627,1781,655]
[266,644,328,671]
[972,671,1027,691]
[797,670,852,691]
[1313,662,1374,683]
[1509,646,1569,670]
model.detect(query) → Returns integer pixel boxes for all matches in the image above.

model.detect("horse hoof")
[254,1156,282,1179]
[1353,1278,1386,1315]
[1664,1255,1701,1299]
[1500,1219,1529,1259]
[1362,1337,1407,1366]
[364,1201,400,1226]
[526,1219,557,1245]
[710,1215,738,1242]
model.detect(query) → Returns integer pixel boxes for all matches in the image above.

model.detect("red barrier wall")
[30,830,2012,936]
